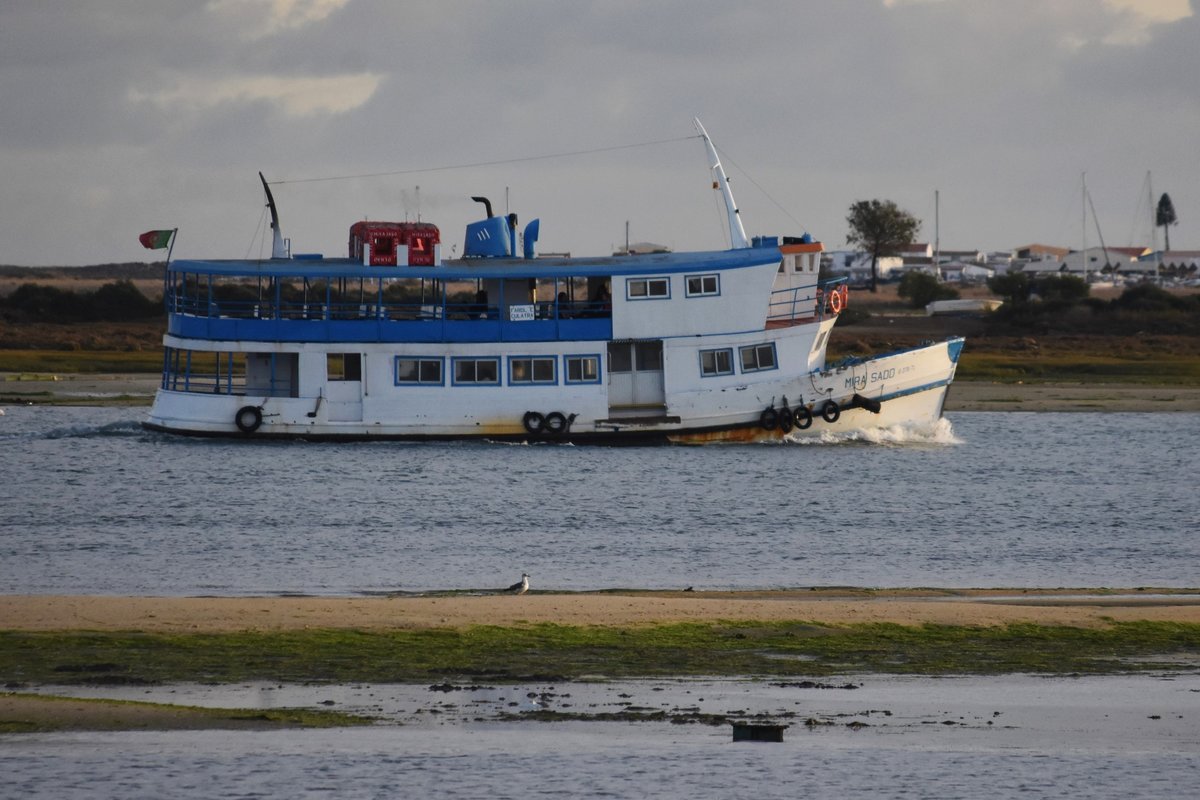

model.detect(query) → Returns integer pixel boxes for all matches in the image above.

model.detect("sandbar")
[0,695,321,732]
[5,590,1200,633]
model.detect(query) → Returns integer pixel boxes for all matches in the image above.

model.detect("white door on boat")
[326,353,364,422]
[607,341,665,413]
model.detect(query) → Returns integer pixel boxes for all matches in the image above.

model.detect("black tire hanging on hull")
[235,405,263,434]
[544,411,569,436]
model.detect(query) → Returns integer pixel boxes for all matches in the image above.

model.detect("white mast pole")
[694,118,749,249]
[1082,172,1088,283]
[934,189,940,280]
[1149,171,1160,281]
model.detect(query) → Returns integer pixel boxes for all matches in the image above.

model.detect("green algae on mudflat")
[2,621,1198,686]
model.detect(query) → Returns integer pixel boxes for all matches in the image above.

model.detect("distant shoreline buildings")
[824,242,1200,287]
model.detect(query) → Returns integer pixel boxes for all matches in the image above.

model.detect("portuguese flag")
[139,229,175,249]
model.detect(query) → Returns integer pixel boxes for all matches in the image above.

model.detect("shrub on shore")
[986,274,1200,335]
[0,280,161,323]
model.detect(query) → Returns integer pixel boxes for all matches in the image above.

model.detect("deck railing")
[766,277,848,324]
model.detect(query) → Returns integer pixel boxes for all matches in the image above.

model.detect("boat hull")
[143,338,962,444]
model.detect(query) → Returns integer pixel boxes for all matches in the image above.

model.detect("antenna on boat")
[694,118,749,249]
[259,171,290,259]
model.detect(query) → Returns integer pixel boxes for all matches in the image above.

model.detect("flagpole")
[162,229,178,313]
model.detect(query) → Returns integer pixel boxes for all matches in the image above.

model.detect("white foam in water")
[783,416,961,446]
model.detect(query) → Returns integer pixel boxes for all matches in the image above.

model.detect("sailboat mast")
[1082,172,1088,283]
[1148,171,1160,281]
[934,189,940,280]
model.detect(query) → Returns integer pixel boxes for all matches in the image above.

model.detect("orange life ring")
[828,288,843,314]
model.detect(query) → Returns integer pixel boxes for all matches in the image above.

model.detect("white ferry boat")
[145,123,963,443]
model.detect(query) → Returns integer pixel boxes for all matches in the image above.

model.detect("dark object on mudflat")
[732,723,786,743]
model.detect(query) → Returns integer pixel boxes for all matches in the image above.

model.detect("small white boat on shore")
[925,298,1003,316]
[145,122,963,443]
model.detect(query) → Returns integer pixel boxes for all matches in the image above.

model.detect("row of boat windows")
[627,273,719,300]
[160,339,779,396]
[399,341,776,387]
[397,355,602,387]
[700,343,777,377]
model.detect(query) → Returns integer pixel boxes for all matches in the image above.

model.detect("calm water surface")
[2,407,1198,594]
[4,406,1200,797]
[4,724,1196,800]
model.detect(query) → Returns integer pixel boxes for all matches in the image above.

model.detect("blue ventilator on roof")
[523,219,540,259]
[464,216,512,257]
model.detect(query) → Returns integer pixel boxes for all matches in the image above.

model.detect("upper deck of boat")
[168,245,782,280]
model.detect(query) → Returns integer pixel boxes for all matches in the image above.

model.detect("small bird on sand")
[506,573,530,595]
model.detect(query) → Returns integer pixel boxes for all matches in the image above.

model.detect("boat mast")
[259,172,289,259]
[934,189,941,280]
[1082,172,1088,283]
[694,118,749,249]
[1148,171,1160,281]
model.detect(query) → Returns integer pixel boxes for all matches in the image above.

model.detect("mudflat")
[5,590,1200,633]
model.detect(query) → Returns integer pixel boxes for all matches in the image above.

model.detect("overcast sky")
[1,0,1196,266]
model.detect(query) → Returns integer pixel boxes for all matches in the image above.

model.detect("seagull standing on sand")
[507,573,530,595]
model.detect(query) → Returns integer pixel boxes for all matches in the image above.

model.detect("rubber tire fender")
[522,411,545,434]
[820,400,841,424]
[777,406,795,433]
[759,406,779,431]
[235,405,263,434]
[794,406,813,430]
[544,411,568,436]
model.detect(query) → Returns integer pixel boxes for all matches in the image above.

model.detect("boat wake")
[12,420,148,442]
[782,417,961,447]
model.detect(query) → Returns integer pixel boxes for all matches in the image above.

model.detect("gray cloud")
[0,0,1195,265]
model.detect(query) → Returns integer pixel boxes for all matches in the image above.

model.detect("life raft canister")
[235,405,263,434]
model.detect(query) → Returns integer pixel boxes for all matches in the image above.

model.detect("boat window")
[373,236,395,259]
[699,348,734,377]
[607,345,633,373]
[565,355,601,384]
[395,357,443,385]
[509,356,557,385]
[626,277,669,299]
[452,357,500,385]
[685,274,720,297]
[635,342,663,370]
[739,343,777,373]
[328,353,361,381]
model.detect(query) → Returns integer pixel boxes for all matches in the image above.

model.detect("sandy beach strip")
[5,591,1200,633]
[944,381,1200,412]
